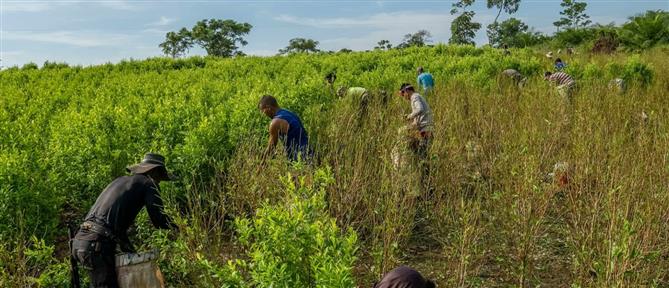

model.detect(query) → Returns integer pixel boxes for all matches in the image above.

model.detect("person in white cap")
[399,83,434,188]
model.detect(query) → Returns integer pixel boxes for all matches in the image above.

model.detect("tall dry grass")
[170,50,669,287]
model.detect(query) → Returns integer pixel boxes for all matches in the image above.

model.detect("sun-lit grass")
[1,46,668,286]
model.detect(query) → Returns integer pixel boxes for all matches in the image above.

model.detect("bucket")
[115,250,165,288]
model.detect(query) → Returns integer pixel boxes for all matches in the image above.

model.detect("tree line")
[159,0,668,58]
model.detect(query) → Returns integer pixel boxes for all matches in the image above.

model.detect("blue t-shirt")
[555,62,566,71]
[417,73,435,91]
[274,109,310,161]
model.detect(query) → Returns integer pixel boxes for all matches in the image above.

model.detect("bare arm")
[263,118,289,159]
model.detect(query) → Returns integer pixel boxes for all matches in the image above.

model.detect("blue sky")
[1,0,667,67]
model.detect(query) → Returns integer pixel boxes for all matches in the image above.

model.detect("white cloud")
[244,49,277,57]
[2,30,134,47]
[1,2,50,12]
[0,51,26,62]
[1,51,25,68]
[142,28,170,35]
[0,0,139,13]
[590,15,625,26]
[98,1,138,11]
[274,13,405,29]
[1,50,24,57]
[147,16,176,27]
[275,11,495,51]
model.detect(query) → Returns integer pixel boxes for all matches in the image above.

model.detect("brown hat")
[126,153,176,181]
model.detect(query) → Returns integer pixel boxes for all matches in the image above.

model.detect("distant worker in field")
[325,72,337,96]
[501,68,527,88]
[609,78,627,94]
[399,83,433,188]
[399,83,433,157]
[259,95,311,162]
[554,58,567,71]
[337,86,370,120]
[544,71,576,99]
[373,266,436,288]
[71,153,176,287]
[416,67,435,95]
[502,44,511,56]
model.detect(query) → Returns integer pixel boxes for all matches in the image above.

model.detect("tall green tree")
[619,10,669,51]
[450,0,476,14]
[487,0,521,23]
[159,19,252,58]
[485,0,521,43]
[450,11,481,45]
[553,0,591,31]
[279,38,320,54]
[159,28,193,58]
[374,40,393,50]
[398,30,432,48]
[487,18,545,48]
[190,19,252,57]
[449,0,481,45]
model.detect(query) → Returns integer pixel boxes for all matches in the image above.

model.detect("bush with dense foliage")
[1,45,668,286]
[618,10,669,51]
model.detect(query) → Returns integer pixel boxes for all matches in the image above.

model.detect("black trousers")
[72,239,118,288]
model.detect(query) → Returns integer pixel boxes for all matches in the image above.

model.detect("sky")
[1,0,667,67]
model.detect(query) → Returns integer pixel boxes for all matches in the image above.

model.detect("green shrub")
[236,167,358,288]
[23,237,70,287]
[135,220,246,287]
[622,56,653,85]
[619,10,669,51]
[582,63,604,80]
[21,62,38,70]
[42,61,70,70]
[553,28,597,47]
[2,44,667,286]
[33,262,70,288]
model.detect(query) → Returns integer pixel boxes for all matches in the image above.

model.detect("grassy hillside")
[1,45,668,287]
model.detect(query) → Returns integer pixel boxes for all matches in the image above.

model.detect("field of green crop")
[1,45,668,287]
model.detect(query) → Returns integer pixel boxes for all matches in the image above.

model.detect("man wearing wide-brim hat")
[71,153,177,287]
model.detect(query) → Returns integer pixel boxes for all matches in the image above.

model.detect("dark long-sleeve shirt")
[75,174,172,243]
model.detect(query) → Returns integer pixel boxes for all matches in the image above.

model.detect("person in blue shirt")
[258,95,311,162]
[554,58,567,71]
[416,67,435,94]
